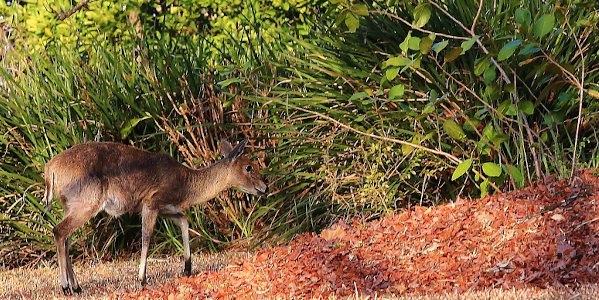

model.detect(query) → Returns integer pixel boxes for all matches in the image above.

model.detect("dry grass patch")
[0,252,249,299]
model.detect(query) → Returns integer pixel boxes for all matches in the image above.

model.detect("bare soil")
[2,170,599,299]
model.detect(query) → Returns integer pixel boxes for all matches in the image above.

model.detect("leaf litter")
[110,170,599,298]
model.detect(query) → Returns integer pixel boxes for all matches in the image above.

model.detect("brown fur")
[43,139,267,295]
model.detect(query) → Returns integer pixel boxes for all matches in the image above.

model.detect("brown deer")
[43,139,268,295]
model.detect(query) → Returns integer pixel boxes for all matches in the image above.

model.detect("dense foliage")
[0,0,319,53]
[1,0,598,268]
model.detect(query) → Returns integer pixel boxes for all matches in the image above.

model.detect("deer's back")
[46,141,181,174]
[45,142,191,214]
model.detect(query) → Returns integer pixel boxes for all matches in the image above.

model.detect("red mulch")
[117,170,599,299]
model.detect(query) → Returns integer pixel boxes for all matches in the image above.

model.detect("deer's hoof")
[62,285,82,295]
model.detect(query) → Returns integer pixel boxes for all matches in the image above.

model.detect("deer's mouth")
[256,186,268,196]
[236,185,268,196]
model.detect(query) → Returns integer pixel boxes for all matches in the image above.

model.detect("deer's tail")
[43,172,54,211]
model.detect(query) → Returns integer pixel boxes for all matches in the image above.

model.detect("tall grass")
[0,34,276,266]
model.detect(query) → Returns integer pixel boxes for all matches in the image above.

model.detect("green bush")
[0,0,321,54]
[301,0,599,198]
[213,0,599,238]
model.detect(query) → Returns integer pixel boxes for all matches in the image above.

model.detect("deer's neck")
[185,159,231,208]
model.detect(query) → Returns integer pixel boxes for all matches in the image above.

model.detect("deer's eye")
[245,165,253,172]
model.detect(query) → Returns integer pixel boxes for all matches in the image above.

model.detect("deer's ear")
[223,139,248,160]
[220,139,234,156]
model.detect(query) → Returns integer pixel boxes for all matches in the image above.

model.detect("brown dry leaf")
[557,244,575,256]
[320,226,346,241]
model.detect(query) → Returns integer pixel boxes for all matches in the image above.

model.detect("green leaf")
[345,12,360,33]
[413,3,431,28]
[399,31,412,53]
[480,179,489,197]
[533,14,555,38]
[491,134,509,147]
[385,56,410,67]
[444,47,463,63]
[443,119,466,141]
[576,18,592,27]
[475,55,491,76]
[217,77,245,88]
[334,10,348,27]
[409,57,421,69]
[429,90,438,102]
[349,91,369,101]
[452,159,472,181]
[505,84,515,94]
[389,84,405,100]
[515,8,532,26]
[498,100,511,114]
[507,164,524,187]
[482,123,495,139]
[428,33,436,42]
[482,162,502,177]
[120,112,152,138]
[408,37,421,51]
[402,134,421,155]
[518,101,535,115]
[351,4,369,16]
[506,103,518,116]
[386,67,399,81]
[420,36,434,54]
[483,65,496,85]
[432,40,448,53]
[422,104,435,114]
[460,35,479,54]
[463,118,480,132]
[498,39,522,61]
[518,43,540,55]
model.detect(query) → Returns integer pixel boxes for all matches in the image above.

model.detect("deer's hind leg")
[138,206,158,286]
[53,182,103,295]
[166,213,191,276]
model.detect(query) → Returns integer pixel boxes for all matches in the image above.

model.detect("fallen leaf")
[557,244,575,256]
[321,226,346,241]
[287,247,301,261]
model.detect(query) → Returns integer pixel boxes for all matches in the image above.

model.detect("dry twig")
[49,0,91,21]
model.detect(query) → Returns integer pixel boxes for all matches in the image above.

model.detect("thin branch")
[427,0,511,84]
[262,97,501,193]
[270,98,460,163]
[369,10,469,41]
[471,0,484,33]
[568,216,599,234]
[430,55,526,129]
[50,0,91,21]
[564,19,586,178]
[427,0,469,32]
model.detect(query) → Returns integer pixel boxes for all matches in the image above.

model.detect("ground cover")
[118,170,599,299]
[2,170,598,299]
